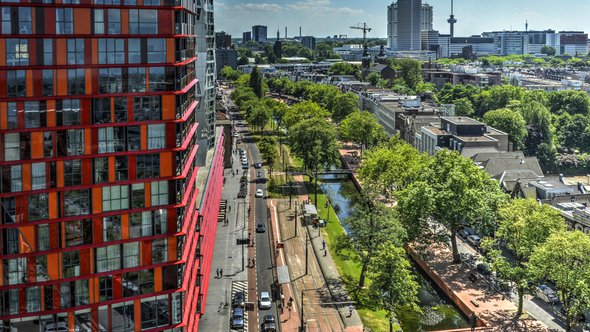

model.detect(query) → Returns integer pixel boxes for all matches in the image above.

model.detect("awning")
[277,265,291,284]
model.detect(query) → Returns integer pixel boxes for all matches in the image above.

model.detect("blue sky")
[216,0,590,39]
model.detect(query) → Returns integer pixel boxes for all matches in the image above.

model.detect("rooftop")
[443,117,483,125]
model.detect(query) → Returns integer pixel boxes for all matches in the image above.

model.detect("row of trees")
[354,136,590,331]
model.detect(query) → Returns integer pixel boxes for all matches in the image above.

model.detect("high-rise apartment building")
[242,31,252,43]
[301,36,317,50]
[421,3,433,31]
[0,1,225,331]
[252,25,267,43]
[387,0,423,51]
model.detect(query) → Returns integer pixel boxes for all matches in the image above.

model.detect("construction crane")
[350,23,371,54]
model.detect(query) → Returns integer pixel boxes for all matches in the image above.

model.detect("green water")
[319,178,469,331]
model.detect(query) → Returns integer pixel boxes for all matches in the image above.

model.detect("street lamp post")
[305,231,309,275]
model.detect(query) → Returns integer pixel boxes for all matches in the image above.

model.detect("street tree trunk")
[359,259,368,289]
[389,321,393,332]
[314,168,319,208]
[516,288,524,317]
[450,227,461,264]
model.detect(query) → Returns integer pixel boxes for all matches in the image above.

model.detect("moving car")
[466,235,481,247]
[258,291,272,310]
[254,162,262,169]
[255,189,264,198]
[256,223,266,233]
[231,308,245,329]
[262,313,277,332]
[536,284,559,303]
[233,291,245,308]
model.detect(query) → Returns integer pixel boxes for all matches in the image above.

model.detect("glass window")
[102,185,129,212]
[57,99,81,126]
[103,216,121,242]
[98,38,124,64]
[75,279,89,306]
[58,130,84,156]
[94,157,109,184]
[128,39,141,63]
[107,9,121,35]
[148,67,166,91]
[1,7,11,35]
[24,101,45,129]
[123,242,139,268]
[75,310,92,332]
[171,292,183,324]
[7,102,17,129]
[62,250,80,278]
[93,9,104,34]
[6,165,22,192]
[129,10,158,34]
[127,67,146,92]
[127,126,140,151]
[6,39,29,66]
[98,127,114,153]
[139,269,154,294]
[131,183,145,209]
[64,159,82,186]
[5,258,26,285]
[18,7,32,34]
[36,255,48,282]
[28,193,49,221]
[3,228,19,254]
[42,69,54,96]
[129,209,167,238]
[136,154,160,179]
[67,68,85,95]
[111,301,135,332]
[152,238,167,264]
[134,96,162,121]
[0,197,16,224]
[60,282,72,308]
[99,68,123,94]
[26,287,40,313]
[115,156,128,181]
[64,190,90,217]
[99,276,112,301]
[98,306,109,332]
[143,0,161,5]
[147,124,166,150]
[4,133,19,161]
[56,8,73,34]
[31,162,46,190]
[93,98,111,124]
[95,0,121,4]
[43,39,53,65]
[67,38,84,65]
[96,244,120,272]
[6,70,26,97]
[65,219,93,247]
[147,39,165,63]
[38,224,50,251]
[44,132,53,158]
[141,295,169,329]
[114,97,127,122]
[151,181,168,206]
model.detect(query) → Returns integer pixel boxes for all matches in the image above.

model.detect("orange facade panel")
[91,39,98,65]
[0,102,6,130]
[21,163,31,192]
[166,38,175,63]
[46,100,56,127]
[121,9,129,35]
[56,39,67,66]
[92,188,102,214]
[85,68,93,96]
[161,95,175,120]
[26,70,33,97]
[31,132,44,159]
[56,69,68,95]
[160,152,172,177]
[84,128,92,155]
[0,38,5,66]
[19,225,35,254]
[48,192,59,219]
[47,253,60,281]
[74,8,91,35]
[56,161,64,188]
[154,266,162,292]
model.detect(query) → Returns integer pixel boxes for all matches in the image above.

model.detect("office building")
[0,1,225,331]
[421,3,433,31]
[301,36,317,50]
[483,31,529,55]
[388,0,423,51]
[243,31,252,43]
[252,25,268,43]
[216,49,239,76]
[556,31,588,55]
[215,31,232,49]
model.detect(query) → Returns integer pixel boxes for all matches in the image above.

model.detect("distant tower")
[525,20,528,32]
[447,0,457,37]
[299,26,302,39]
[285,26,287,39]
[277,27,280,40]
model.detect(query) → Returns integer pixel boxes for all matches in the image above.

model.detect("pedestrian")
[229,206,231,212]
[220,269,223,277]
[216,268,219,278]
[324,250,327,257]
[348,304,353,317]
[252,258,255,266]
[322,240,326,250]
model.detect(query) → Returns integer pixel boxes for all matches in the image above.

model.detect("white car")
[255,189,264,198]
[466,235,481,247]
[258,291,272,310]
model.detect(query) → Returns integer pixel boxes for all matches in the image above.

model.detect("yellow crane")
[350,23,372,54]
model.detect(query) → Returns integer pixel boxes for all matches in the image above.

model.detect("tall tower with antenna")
[447,0,457,37]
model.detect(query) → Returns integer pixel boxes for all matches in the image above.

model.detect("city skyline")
[217,0,590,39]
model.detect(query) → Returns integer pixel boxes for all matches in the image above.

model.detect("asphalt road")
[236,113,279,330]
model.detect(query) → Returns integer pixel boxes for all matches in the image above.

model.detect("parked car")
[232,291,245,308]
[258,291,272,310]
[231,308,245,329]
[262,313,277,332]
[256,223,266,233]
[536,285,559,303]
[44,322,70,332]
[466,235,481,247]
[254,162,262,169]
[242,161,249,169]
[255,189,264,198]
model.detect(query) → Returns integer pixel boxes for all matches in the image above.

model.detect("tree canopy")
[483,108,528,151]
[338,111,387,153]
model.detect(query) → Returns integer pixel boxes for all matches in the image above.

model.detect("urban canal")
[319,177,469,331]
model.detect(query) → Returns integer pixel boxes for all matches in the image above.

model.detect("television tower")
[447,0,457,37]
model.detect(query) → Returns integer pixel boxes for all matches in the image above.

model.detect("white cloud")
[234,2,284,12]
[286,0,364,16]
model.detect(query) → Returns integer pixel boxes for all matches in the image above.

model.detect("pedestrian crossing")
[230,280,249,331]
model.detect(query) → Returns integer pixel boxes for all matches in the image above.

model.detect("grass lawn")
[304,182,397,332]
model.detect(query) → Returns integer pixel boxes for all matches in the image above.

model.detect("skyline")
[216,0,590,39]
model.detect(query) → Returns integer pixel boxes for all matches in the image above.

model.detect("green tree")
[548,90,590,115]
[368,243,421,332]
[396,150,507,262]
[249,66,263,98]
[476,85,524,116]
[331,92,359,123]
[389,59,423,90]
[540,45,556,56]
[237,55,249,66]
[483,108,527,151]
[338,111,387,153]
[343,202,406,288]
[220,66,241,81]
[304,84,340,111]
[247,105,271,134]
[482,199,565,317]
[556,113,590,152]
[365,72,382,86]
[283,101,329,129]
[329,62,361,78]
[258,136,278,176]
[288,117,340,206]
[453,98,475,116]
[529,231,590,332]
[264,99,288,131]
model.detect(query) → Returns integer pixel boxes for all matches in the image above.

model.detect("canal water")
[319,178,469,331]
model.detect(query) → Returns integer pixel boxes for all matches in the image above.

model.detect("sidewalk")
[272,175,364,331]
